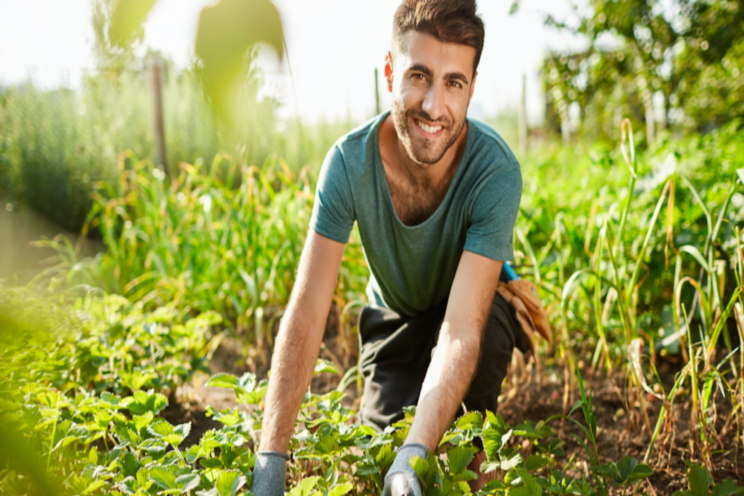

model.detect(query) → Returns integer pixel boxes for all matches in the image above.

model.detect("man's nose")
[421,82,445,121]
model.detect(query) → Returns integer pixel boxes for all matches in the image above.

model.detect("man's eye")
[448,81,462,88]
[412,74,426,81]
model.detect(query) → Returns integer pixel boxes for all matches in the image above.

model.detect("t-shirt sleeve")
[464,160,522,261]
[309,144,355,243]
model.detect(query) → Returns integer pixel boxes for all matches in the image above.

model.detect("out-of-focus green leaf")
[109,0,159,47]
[314,359,339,376]
[195,0,283,120]
[287,476,319,496]
[688,464,713,496]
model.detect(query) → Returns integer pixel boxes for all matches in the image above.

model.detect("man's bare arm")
[258,230,346,452]
[405,251,503,450]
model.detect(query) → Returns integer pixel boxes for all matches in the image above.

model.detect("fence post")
[644,90,655,148]
[561,103,571,144]
[148,54,169,179]
[518,73,528,154]
[374,68,381,116]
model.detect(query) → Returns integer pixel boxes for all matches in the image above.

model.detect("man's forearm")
[405,321,481,450]
[258,302,326,452]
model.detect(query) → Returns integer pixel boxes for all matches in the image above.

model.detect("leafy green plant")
[673,464,744,496]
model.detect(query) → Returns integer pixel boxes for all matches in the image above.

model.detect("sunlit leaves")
[287,476,320,496]
[195,0,283,121]
[109,0,158,47]
[122,390,168,416]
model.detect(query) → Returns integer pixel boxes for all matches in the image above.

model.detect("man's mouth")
[413,118,445,137]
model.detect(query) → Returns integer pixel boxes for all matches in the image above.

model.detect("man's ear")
[468,71,478,103]
[384,51,394,93]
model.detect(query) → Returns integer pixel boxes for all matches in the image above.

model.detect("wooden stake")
[518,73,528,154]
[148,54,169,179]
[374,68,381,116]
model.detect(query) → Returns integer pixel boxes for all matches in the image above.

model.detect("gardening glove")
[251,451,289,496]
[382,443,429,496]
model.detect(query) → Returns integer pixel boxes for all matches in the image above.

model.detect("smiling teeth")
[416,120,442,134]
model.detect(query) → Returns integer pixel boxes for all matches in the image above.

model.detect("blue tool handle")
[502,262,519,281]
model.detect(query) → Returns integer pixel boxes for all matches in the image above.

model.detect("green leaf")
[175,423,192,439]
[481,428,503,457]
[237,372,257,391]
[480,460,501,474]
[456,411,484,430]
[123,390,168,416]
[82,480,107,495]
[133,411,155,431]
[287,476,320,496]
[120,452,141,478]
[328,482,353,496]
[164,434,185,447]
[688,464,713,496]
[511,467,543,496]
[150,466,177,490]
[446,446,477,474]
[524,455,548,471]
[148,420,175,438]
[216,470,246,496]
[410,455,430,483]
[205,373,239,389]
[314,359,339,376]
[500,452,523,471]
[456,480,471,493]
[629,462,654,482]
[109,0,158,47]
[176,474,201,493]
[711,479,744,496]
[195,0,284,120]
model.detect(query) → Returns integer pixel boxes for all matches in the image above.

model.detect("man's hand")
[382,444,429,496]
[405,251,503,450]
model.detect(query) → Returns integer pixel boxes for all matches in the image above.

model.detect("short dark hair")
[392,0,485,74]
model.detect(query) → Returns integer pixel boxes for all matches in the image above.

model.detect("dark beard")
[391,100,467,165]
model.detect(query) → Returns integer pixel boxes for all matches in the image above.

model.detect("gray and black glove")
[251,451,289,496]
[382,443,429,496]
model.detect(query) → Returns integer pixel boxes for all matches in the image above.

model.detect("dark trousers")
[357,291,525,431]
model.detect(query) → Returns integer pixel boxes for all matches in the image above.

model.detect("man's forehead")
[394,30,477,77]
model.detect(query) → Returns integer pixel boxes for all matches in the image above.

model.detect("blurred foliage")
[0,64,354,234]
[517,121,744,355]
[542,0,744,143]
[29,152,368,335]
[195,0,284,121]
[101,0,284,122]
[109,0,159,48]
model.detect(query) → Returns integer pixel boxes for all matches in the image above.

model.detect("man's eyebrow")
[407,63,433,78]
[444,71,470,85]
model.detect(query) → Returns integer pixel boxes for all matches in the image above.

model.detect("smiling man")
[251,1,533,495]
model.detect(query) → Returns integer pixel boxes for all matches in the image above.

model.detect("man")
[251,1,535,494]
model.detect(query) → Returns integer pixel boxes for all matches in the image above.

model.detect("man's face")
[386,30,477,166]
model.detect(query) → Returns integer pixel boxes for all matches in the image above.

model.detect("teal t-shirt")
[310,112,522,317]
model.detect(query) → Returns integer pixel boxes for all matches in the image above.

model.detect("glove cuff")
[252,451,289,496]
[386,443,430,477]
[397,443,429,456]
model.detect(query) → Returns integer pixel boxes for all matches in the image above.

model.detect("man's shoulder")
[331,114,383,159]
[467,118,520,166]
